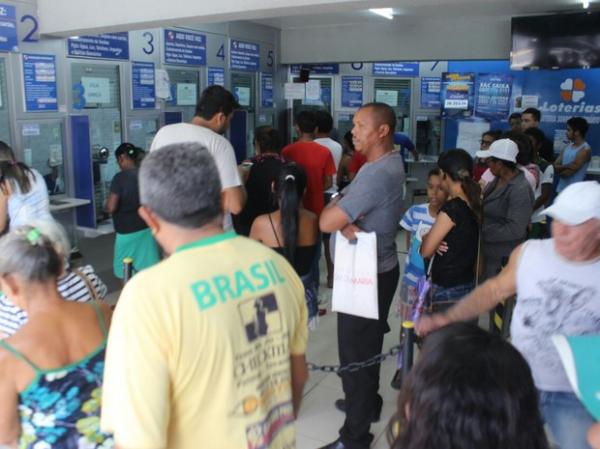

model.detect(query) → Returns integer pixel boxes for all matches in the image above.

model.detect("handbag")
[73,268,100,303]
[331,231,379,320]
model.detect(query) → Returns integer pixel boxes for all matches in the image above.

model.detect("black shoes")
[317,438,347,449]
[334,398,381,423]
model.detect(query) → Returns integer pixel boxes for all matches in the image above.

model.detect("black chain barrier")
[306,344,402,374]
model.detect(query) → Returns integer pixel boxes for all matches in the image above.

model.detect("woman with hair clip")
[388,323,550,449]
[105,143,159,281]
[0,141,52,232]
[250,163,319,325]
[0,226,113,448]
[420,149,480,310]
[235,126,285,236]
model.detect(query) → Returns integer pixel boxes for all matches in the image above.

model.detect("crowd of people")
[0,85,598,449]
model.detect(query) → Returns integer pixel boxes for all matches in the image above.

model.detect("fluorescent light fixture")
[582,0,589,8]
[369,8,394,20]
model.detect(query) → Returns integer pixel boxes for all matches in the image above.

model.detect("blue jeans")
[539,390,594,449]
[308,233,322,299]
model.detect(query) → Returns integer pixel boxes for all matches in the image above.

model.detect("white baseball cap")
[475,138,518,163]
[542,181,600,225]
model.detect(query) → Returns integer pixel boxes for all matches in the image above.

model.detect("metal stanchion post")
[400,320,415,381]
[123,257,133,283]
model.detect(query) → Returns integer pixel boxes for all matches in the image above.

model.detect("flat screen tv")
[511,11,600,70]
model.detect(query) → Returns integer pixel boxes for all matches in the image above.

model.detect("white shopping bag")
[332,231,379,319]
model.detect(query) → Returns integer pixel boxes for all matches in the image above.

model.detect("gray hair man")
[418,180,600,449]
[101,143,308,449]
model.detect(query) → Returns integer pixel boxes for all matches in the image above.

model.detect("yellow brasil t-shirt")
[101,231,308,449]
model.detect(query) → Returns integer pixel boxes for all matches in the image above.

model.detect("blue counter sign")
[208,67,225,87]
[341,76,363,108]
[22,54,58,112]
[372,62,419,77]
[230,40,260,72]
[164,29,206,66]
[131,61,155,109]
[262,73,274,108]
[67,33,129,60]
[290,64,340,75]
[0,4,17,52]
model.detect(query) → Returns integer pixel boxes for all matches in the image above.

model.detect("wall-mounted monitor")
[511,11,600,70]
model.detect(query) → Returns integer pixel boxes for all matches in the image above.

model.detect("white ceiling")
[251,0,589,29]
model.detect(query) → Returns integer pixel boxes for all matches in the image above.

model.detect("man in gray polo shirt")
[319,103,405,449]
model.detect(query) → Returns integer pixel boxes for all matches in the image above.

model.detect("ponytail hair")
[115,142,144,167]
[0,141,34,195]
[438,149,482,221]
[274,163,307,263]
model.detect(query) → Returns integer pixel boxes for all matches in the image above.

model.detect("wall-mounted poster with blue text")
[67,33,129,60]
[0,4,17,52]
[230,40,260,72]
[341,76,363,108]
[372,62,419,77]
[22,54,58,112]
[261,73,273,108]
[421,77,441,109]
[131,61,155,109]
[207,67,225,86]
[290,64,340,75]
[475,73,512,121]
[164,29,206,66]
[441,72,475,118]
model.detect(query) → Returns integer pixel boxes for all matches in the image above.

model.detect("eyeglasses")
[480,140,494,146]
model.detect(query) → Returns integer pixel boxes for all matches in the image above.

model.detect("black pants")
[337,264,400,449]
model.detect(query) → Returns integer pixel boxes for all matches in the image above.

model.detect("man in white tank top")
[418,180,600,449]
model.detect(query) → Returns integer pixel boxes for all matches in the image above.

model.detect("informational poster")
[421,76,441,109]
[131,61,155,109]
[230,40,260,72]
[0,4,18,52]
[375,89,398,107]
[22,123,40,136]
[176,83,197,106]
[261,73,273,108]
[22,54,58,112]
[372,62,419,77]
[341,76,363,108]
[164,29,206,66]
[207,67,225,86]
[154,69,171,100]
[67,33,129,60]
[305,80,321,101]
[284,83,305,100]
[456,120,490,157]
[441,72,475,118]
[234,86,251,107]
[475,73,512,121]
[81,77,111,104]
[290,64,339,75]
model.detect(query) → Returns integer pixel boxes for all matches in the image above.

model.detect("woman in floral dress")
[0,226,113,449]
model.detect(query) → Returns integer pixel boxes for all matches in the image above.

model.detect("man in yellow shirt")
[101,142,309,449]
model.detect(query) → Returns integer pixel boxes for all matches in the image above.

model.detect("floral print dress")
[0,302,114,449]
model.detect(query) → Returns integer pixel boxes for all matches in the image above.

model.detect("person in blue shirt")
[394,132,418,172]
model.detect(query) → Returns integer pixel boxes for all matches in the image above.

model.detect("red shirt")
[473,163,487,182]
[282,141,336,215]
[349,151,367,175]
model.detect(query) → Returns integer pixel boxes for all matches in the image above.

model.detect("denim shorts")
[538,390,595,449]
[430,281,475,303]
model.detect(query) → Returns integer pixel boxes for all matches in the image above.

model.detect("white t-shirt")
[150,123,242,229]
[532,164,555,223]
[314,137,342,194]
[8,169,52,229]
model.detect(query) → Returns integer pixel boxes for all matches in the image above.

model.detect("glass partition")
[21,120,65,195]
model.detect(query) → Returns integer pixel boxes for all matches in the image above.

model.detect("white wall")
[281,15,512,63]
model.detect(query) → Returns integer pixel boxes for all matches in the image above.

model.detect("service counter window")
[231,72,256,157]
[166,68,199,123]
[374,78,412,137]
[128,117,160,151]
[71,63,122,222]
[21,121,65,195]
[0,59,11,144]
[292,76,332,118]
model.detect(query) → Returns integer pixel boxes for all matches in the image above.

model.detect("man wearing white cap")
[418,180,600,449]
[476,138,534,279]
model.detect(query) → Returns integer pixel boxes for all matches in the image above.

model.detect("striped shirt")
[399,203,435,286]
[0,265,107,337]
